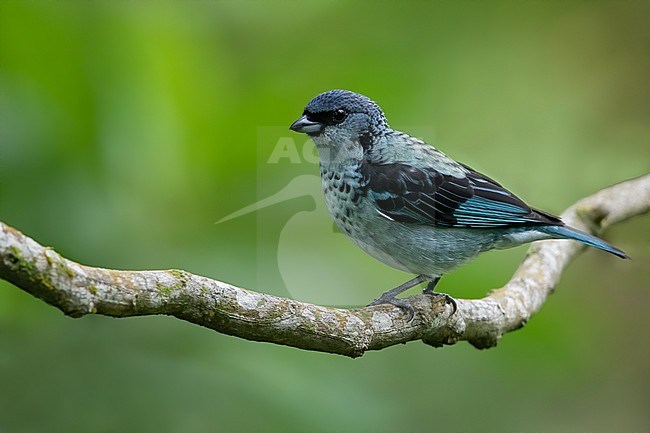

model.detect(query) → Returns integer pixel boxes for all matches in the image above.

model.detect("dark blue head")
[290,90,389,140]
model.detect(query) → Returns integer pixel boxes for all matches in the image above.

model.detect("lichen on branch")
[0,175,648,357]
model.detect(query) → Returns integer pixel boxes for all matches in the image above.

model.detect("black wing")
[360,162,561,228]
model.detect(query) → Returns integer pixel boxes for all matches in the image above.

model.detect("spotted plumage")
[290,90,627,312]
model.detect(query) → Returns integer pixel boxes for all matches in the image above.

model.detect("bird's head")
[289,90,389,164]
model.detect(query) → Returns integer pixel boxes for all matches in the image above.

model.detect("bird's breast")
[319,165,368,236]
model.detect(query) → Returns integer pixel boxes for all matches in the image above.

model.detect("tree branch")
[1,175,648,357]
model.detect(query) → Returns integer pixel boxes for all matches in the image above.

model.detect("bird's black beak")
[289,115,323,135]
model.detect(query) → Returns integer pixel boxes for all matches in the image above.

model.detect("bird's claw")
[367,296,415,321]
[422,288,457,315]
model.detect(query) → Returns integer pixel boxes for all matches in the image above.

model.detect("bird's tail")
[540,225,629,259]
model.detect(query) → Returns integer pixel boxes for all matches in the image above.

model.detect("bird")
[289,89,628,316]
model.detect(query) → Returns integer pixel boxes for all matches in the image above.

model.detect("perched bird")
[289,90,627,315]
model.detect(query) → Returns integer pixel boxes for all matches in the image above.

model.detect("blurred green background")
[1,1,648,432]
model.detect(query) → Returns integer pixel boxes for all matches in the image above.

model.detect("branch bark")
[1,175,648,357]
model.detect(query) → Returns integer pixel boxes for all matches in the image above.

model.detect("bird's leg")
[421,276,441,293]
[368,275,428,306]
[422,277,457,315]
[367,275,428,320]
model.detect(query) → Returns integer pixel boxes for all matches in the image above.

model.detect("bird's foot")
[422,285,457,315]
[367,295,415,321]
[366,275,429,320]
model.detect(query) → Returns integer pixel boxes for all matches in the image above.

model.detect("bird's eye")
[304,109,349,126]
[332,109,348,124]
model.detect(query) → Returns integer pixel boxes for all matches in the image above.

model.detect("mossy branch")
[1,175,648,357]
